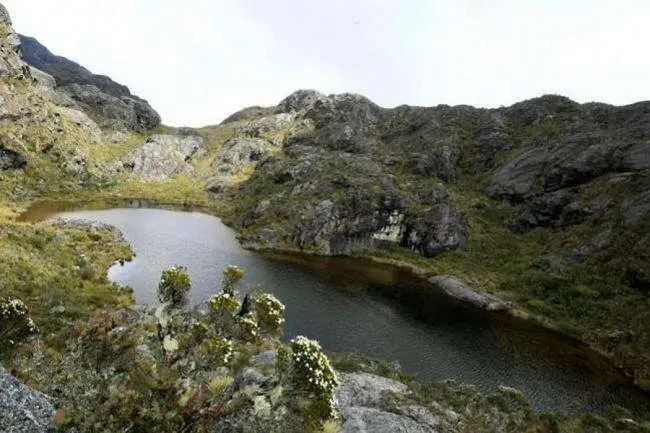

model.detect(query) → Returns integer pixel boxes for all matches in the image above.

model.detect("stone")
[274,89,329,114]
[251,350,277,369]
[18,34,161,132]
[512,187,583,232]
[108,130,128,143]
[336,372,409,409]
[127,134,202,181]
[0,146,26,170]
[336,373,440,433]
[58,106,101,137]
[240,367,266,386]
[28,66,56,89]
[614,418,639,429]
[486,147,547,200]
[0,365,55,433]
[573,228,612,258]
[213,137,271,175]
[341,407,437,433]
[59,83,160,132]
[404,203,469,257]
[428,275,511,311]
[622,141,650,170]
[624,190,650,223]
[236,113,296,145]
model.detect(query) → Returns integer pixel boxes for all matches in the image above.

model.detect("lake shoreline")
[17,197,650,405]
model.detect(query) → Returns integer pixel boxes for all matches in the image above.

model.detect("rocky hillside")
[1,1,650,430]
[19,34,160,132]
[203,89,650,390]
[0,4,94,202]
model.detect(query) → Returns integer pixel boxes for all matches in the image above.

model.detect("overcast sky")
[4,0,650,127]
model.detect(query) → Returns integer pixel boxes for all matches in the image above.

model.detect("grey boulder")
[0,365,55,433]
[127,134,202,180]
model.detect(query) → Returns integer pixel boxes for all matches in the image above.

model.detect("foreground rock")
[0,366,54,433]
[336,372,456,433]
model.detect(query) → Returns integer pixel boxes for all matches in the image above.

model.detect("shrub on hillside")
[0,298,38,354]
[158,266,191,308]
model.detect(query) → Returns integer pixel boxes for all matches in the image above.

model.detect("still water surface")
[34,206,650,416]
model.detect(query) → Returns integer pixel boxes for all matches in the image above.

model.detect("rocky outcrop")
[428,276,511,311]
[125,134,202,180]
[18,34,160,132]
[0,3,63,164]
[227,91,475,257]
[55,82,160,132]
[0,145,26,170]
[221,90,650,271]
[213,137,272,175]
[0,365,55,433]
[57,106,101,137]
[336,372,458,433]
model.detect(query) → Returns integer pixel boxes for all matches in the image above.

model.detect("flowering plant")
[254,293,285,335]
[0,298,38,349]
[158,266,191,309]
[209,292,240,315]
[287,336,339,421]
[236,313,260,341]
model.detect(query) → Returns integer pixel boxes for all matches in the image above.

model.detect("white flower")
[163,335,179,352]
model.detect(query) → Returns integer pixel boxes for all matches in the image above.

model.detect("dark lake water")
[24,204,650,417]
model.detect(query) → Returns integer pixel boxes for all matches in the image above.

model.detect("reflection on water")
[22,203,650,416]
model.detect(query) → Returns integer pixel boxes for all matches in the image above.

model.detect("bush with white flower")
[158,266,191,309]
[283,335,339,423]
[236,313,260,341]
[0,298,38,351]
[254,293,285,336]
[221,265,244,296]
[209,292,240,315]
[204,336,233,365]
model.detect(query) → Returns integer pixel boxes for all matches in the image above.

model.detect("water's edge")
[18,199,650,405]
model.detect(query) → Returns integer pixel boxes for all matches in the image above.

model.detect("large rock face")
[0,366,55,433]
[216,89,650,389]
[222,90,649,267]
[18,34,160,132]
[125,134,202,180]
[225,90,473,257]
[336,372,460,433]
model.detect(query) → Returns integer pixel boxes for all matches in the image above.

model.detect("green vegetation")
[7,265,343,432]
[0,218,133,341]
[158,266,192,308]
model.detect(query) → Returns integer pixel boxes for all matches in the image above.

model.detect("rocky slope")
[219,90,648,263]
[208,89,650,390]
[0,3,84,201]
[19,34,160,132]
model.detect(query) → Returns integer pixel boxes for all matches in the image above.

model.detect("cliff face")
[220,91,648,269]
[18,34,160,132]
